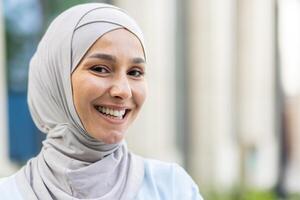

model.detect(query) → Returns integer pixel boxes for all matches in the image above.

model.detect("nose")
[109,75,132,100]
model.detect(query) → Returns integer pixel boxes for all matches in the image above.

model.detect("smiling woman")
[0,3,202,200]
[72,29,147,144]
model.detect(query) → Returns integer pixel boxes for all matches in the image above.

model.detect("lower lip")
[95,108,128,125]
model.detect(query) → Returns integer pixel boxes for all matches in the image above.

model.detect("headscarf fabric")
[15,3,145,200]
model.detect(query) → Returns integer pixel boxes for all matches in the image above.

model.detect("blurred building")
[185,0,278,191]
[1,0,300,196]
[0,0,19,177]
[285,95,300,193]
[279,0,300,193]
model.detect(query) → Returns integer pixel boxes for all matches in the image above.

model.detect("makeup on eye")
[127,68,145,78]
[90,65,110,74]
[88,64,145,78]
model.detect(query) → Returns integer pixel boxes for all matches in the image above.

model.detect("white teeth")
[97,106,126,118]
[120,110,125,116]
[114,110,119,116]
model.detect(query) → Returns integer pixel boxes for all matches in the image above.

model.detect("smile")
[95,105,129,120]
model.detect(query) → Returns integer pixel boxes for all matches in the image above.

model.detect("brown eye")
[128,69,144,78]
[90,65,110,73]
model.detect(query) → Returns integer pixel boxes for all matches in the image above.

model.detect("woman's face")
[72,29,147,144]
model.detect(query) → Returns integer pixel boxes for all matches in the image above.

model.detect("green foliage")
[241,190,276,200]
[203,189,300,200]
[289,193,300,200]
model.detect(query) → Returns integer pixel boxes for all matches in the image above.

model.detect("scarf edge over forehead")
[17,3,146,200]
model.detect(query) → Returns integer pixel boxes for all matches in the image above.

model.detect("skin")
[71,28,147,144]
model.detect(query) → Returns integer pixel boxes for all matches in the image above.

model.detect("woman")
[0,3,202,200]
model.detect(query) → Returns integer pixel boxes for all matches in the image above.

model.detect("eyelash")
[89,65,145,78]
[90,65,109,73]
[128,69,145,78]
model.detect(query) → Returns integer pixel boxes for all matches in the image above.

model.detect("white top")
[0,159,203,200]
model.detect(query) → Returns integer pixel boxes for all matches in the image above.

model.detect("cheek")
[133,82,147,107]
[72,75,107,111]
[71,75,82,111]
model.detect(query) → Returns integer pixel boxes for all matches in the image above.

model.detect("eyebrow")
[88,53,117,62]
[87,53,145,64]
[132,57,146,64]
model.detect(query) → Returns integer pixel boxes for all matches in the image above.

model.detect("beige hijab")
[16,3,145,200]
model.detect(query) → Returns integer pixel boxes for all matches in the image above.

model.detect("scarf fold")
[16,3,145,200]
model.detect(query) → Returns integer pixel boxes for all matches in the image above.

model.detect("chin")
[102,137,124,144]
[94,130,125,144]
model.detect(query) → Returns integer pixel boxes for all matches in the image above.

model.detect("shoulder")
[136,158,203,200]
[0,174,24,200]
[144,159,194,188]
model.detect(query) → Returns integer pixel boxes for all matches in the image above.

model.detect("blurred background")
[1,0,300,199]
